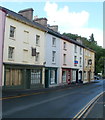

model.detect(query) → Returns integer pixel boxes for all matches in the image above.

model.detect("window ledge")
[52,62,56,65]
[52,45,56,47]
[36,45,40,47]
[63,48,67,51]
[9,37,16,40]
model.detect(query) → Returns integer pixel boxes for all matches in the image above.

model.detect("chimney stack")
[76,38,83,44]
[18,8,34,20]
[34,17,47,27]
[48,25,58,32]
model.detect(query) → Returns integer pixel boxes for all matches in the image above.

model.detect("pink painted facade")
[0,9,6,86]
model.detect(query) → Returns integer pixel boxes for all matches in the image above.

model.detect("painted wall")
[61,40,83,69]
[45,33,61,86]
[0,10,6,86]
[45,33,60,67]
[3,16,46,86]
[83,48,95,83]
[3,16,45,65]
[60,39,84,82]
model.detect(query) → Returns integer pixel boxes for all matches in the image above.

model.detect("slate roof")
[0,6,95,52]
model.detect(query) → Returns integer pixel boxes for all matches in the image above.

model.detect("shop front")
[71,69,79,83]
[45,68,57,88]
[3,63,44,90]
[62,68,71,84]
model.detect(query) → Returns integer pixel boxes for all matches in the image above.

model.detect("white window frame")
[9,26,16,39]
[35,52,40,62]
[74,45,77,53]
[52,51,56,63]
[52,37,56,47]
[36,35,40,46]
[63,54,66,65]
[80,47,82,55]
[8,46,14,60]
[63,42,67,50]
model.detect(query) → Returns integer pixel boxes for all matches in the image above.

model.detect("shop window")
[5,68,22,86]
[31,69,41,84]
[62,71,66,83]
[50,70,56,84]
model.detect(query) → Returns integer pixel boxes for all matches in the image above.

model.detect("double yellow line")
[72,91,104,119]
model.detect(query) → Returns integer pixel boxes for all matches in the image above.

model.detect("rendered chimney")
[48,25,58,32]
[18,8,34,20]
[76,38,83,44]
[34,18,47,27]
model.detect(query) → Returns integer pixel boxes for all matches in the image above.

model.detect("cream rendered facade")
[83,48,95,83]
[60,39,84,84]
[3,16,46,89]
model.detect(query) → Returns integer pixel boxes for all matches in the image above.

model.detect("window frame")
[52,51,56,63]
[8,46,15,60]
[52,37,56,47]
[63,42,67,50]
[35,52,40,62]
[9,25,16,39]
[36,35,40,46]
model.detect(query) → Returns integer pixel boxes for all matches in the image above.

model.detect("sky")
[1,1,103,47]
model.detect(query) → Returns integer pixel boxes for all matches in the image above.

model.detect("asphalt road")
[82,90,105,119]
[2,80,105,119]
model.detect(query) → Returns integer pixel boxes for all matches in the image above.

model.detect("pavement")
[2,81,98,98]
[82,90,105,119]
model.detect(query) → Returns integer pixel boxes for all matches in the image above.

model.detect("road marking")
[72,91,105,120]
[0,86,75,100]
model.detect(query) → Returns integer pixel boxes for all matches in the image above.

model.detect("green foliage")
[62,32,105,76]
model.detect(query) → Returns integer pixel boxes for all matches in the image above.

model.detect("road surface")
[2,80,105,118]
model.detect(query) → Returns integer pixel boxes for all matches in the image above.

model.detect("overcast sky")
[1,1,103,46]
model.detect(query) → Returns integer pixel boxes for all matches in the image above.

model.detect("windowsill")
[9,37,15,40]
[36,44,40,47]
[8,58,14,61]
[52,62,56,65]
[52,45,56,47]
[74,65,77,66]
[35,61,40,64]
[63,48,67,51]
[22,61,28,63]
